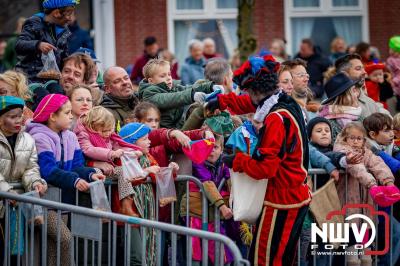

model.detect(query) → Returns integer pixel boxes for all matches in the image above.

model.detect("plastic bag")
[89,180,111,213]
[20,191,44,225]
[121,152,146,182]
[37,50,61,79]
[156,167,177,207]
[229,169,267,224]
[9,207,24,255]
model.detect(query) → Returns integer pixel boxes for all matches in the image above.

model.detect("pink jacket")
[387,55,400,96]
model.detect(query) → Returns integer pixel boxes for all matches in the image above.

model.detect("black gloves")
[222,154,235,168]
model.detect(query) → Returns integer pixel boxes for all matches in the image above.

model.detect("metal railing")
[0,190,249,266]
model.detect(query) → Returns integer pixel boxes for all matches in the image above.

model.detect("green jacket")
[138,80,214,128]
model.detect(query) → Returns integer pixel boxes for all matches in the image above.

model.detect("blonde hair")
[330,87,357,113]
[67,84,93,98]
[0,70,31,100]
[340,122,366,142]
[81,106,115,132]
[393,113,400,130]
[142,59,170,79]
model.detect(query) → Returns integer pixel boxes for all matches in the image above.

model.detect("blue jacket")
[26,122,95,205]
[180,56,206,85]
[309,144,336,174]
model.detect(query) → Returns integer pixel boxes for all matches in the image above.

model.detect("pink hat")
[369,185,400,207]
[183,138,215,164]
[33,94,69,123]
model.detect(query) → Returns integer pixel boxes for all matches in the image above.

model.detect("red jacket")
[365,80,388,109]
[217,93,311,208]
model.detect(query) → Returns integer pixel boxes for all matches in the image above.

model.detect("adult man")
[60,52,95,94]
[130,36,159,85]
[180,39,206,85]
[295,39,331,98]
[334,53,391,117]
[101,66,139,129]
[203,38,222,60]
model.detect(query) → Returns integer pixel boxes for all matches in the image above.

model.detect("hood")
[25,122,59,141]
[185,56,205,66]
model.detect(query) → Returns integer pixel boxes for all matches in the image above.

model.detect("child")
[119,122,179,266]
[25,94,105,266]
[365,62,392,109]
[15,0,78,82]
[334,122,395,265]
[387,36,400,111]
[186,135,235,265]
[0,96,47,264]
[73,106,143,216]
[138,58,218,128]
[393,113,400,147]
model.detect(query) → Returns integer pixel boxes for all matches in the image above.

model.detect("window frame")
[167,0,238,55]
[284,0,369,55]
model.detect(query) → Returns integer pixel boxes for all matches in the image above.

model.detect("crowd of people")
[2,0,400,266]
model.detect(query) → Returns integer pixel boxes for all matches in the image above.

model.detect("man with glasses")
[335,53,391,117]
[15,0,79,82]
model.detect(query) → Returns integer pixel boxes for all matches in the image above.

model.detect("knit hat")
[389,36,400,53]
[42,0,79,9]
[204,111,234,136]
[306,117,332,139]
[0,96,25,116]
[33,94,69,123]
[233,54,280,93]
[365,61,385,75]
[119,123,151,144]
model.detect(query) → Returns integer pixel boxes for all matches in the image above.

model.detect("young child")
[138,58,218,128]
[387,36,400,111]
[73,106,143,216]
[15,0,78,82]
[25,94,105,266]
[334,122,395,265]
[0,96,47,264]
[365,62,392,109]
[119,122,179,266]
[186,135,235,265]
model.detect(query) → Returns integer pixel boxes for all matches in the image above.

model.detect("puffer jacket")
[15,13,71,81]
[0,131,47,194]
[138,79,214,128]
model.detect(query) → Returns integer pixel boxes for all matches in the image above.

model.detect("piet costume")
[212,55,310,266]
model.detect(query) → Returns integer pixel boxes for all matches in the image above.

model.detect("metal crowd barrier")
[304,169,397,266]
[0,190,249,266]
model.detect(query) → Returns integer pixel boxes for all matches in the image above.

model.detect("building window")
[285,0,368,56]
[167,0,238,65]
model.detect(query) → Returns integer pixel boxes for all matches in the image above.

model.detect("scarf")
[319,105,362,128]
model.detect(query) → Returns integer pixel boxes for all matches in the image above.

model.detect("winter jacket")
[365,79,389,109]
[67,21,93,54]
[295,50,331,98]
[366,138,400,175]
[333,136,394,222]
[180,56,206,85]
[217,92,311,208]
[15,13,70,82]
[386,55,400,96]
[358,91,391,118]
[309,144,336,174]
[0,131,46,194]
[100,93,139,130]
[310,142,345,169]
[26,122,95,205]
[138,79,214,128]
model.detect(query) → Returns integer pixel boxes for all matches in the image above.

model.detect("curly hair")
[0,70,31,100]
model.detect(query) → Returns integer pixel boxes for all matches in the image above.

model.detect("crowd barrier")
[3,170,399,266]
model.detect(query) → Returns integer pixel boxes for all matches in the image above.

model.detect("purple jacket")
[191,159,230,195]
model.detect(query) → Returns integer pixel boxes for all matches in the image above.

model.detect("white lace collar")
[253,91,282,123]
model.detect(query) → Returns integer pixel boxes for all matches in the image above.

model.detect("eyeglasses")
[74,98,93,103]
[293,73,310,78]
[348,135,364,142]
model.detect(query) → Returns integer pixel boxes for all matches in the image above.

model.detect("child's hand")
[93,161,114,176]
[171,130,191,148]
[91,173,106,181]
[38,42,56,54]
[330,169,340,182]
[33,183,47,196]
[76,179,90,192]
[219,205,233,220]
[110,149,125,160]
[168,162,179,173]
[145,166,161,175]
[346,151,363,164]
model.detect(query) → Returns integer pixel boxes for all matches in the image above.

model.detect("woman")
[206,55,310,266]
[318,72,362,142]
[0,70,33,124]
[67,84,94,130]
